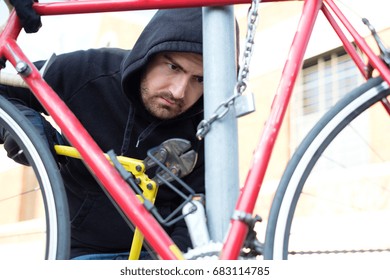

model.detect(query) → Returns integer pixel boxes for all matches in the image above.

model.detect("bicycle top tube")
[30,0,303,15]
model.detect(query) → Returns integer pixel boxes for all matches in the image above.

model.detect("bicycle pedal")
[234,92,256,117]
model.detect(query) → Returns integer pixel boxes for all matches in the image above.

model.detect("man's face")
[140,52,203,120]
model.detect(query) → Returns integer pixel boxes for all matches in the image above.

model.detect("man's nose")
[170,76,188,99]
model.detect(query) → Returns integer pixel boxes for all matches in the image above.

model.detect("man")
[1,2,205,259]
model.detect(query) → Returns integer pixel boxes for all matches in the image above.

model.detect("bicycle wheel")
[0,95,69,260]
[264,77,390,259]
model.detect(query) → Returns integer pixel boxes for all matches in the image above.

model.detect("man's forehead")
[161,51,201,59]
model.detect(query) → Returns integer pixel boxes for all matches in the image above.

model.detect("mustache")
[156,92,184,107]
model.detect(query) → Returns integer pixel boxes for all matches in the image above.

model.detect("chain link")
[290,247,390,256]
[196,0,260,140]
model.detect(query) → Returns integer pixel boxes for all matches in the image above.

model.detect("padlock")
[234,92,256,117]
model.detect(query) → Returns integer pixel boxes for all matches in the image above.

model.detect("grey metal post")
[202,7,239,242]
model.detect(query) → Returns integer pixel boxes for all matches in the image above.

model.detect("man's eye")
[195,76,203,84]
[168,63,178,70]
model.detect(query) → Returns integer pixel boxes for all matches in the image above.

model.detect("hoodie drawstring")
[135,121,161,148]
[120,107,135,155]
[121,106,163,153]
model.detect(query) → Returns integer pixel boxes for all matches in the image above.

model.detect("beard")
[140,86,185,120]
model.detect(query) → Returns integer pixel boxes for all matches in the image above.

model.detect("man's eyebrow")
[163,54,203,78]
[163,54,185,71]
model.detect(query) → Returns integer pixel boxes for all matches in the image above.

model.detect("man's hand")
[9,0,42,33]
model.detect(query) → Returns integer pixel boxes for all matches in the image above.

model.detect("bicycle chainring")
[184,242,222,260]
[184,242,259,260]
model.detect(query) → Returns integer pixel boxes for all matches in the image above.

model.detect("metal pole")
[202,6,239,242]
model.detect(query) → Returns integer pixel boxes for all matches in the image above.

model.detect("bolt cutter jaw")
[143,138,198,186]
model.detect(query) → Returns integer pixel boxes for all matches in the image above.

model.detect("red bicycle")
[0,0,389,260]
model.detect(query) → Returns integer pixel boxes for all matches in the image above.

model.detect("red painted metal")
[31,0,308,15]
[321,4,369,79]
[33,0,250,15]
[325,0,390,85]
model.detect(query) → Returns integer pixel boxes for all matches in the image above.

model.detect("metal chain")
[196,95,237,140]
[196,0,260,140]
[290,247,390,256]
[236,0,260,96]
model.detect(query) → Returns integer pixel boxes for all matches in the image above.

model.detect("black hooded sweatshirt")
[0,8,204,258]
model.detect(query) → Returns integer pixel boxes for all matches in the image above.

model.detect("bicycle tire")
[264,77,390,259]
[0,95,70,260]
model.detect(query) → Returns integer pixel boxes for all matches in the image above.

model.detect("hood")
[121,8,203,119]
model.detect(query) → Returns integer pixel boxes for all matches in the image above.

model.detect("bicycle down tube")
[221,0,323,259]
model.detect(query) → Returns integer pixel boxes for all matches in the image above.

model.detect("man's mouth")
[159,96,176,106]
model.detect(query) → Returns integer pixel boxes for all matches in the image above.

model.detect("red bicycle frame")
[1,0,389,260]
